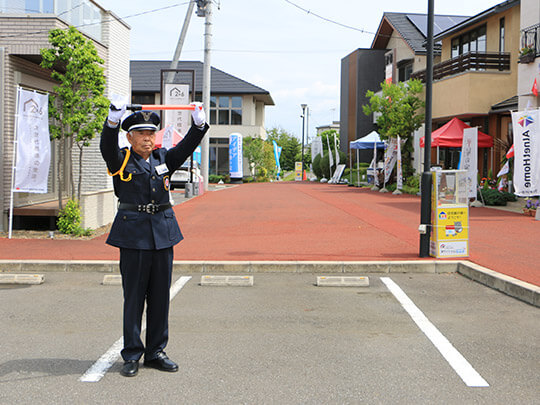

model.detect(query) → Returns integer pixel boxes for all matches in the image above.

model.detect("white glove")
[191,102,206,127]
[107,94,128,126]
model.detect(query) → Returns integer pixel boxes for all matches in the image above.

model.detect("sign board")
[163,83,190,136]
[459,127,478,199]
[229,133,243,178]
[430,170,469,258]
[295,162,303,181]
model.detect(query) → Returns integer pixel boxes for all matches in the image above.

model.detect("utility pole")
[419,0,434,257]
[197,0,212,191]
[167,1,195,84]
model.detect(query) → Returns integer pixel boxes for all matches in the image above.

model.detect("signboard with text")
[163,83,190,136]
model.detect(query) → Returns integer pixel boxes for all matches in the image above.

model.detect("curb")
[0,259,537,307]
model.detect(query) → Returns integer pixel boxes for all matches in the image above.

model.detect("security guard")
[100,100,208,377]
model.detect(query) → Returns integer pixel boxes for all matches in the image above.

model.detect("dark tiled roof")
[130,60,273,104]
[373,12,469,54]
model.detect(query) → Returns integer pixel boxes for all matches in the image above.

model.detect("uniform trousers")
[119,247,174,361]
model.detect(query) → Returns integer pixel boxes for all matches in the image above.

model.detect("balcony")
[410,52,511,82]
[519,23,540,64]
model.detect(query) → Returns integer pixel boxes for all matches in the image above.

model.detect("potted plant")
[523,198,539,216]
[519,45,536,64]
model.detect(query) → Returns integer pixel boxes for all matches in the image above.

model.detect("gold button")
[123,216,127,220]
[152,176,155,180]
[152,188,156,192]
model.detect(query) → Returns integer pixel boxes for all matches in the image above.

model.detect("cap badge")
[141,111,152,121]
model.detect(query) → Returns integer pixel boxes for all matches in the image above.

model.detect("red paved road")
[1,182,538,286]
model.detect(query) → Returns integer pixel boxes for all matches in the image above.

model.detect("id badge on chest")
[155,163,169,176]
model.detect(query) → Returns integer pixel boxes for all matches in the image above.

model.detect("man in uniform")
[100,100,208,377]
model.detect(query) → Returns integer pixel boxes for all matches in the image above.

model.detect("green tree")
[40,26,109,207]
[267,127,300,171]
[243,137,275,181]
[363,79,424,178]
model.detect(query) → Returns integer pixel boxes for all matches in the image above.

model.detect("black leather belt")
[118,202,172,214]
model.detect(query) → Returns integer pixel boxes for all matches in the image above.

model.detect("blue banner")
[273,140,282,177]
[229,133,243,178]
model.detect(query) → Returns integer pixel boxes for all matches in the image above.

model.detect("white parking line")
[380,277,489,388]
[79,276,192,383]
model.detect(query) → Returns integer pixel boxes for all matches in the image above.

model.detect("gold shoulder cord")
[107,148,132,182]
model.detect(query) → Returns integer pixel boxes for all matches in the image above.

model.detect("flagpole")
[8,87,21,239]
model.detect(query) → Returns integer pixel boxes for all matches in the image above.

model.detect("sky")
[98,0,502,141]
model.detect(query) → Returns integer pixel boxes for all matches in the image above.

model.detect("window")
[132,93,155,105]
[499,18,505,52]
[25,0,53,13]
[209,137,229,175]
[209,96,243,125]
[398,63,413,82]
[450,25,487,57]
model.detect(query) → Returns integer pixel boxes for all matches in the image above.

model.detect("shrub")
[312,154,323,179]
[478,189,507,206]
[501,192,517,202]
[208,174,224,183]
[57,199,92,236]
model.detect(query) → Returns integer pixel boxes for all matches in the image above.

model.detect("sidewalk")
[0,182,538,288]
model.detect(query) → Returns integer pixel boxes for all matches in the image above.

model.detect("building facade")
[0,1,130,230]
[130,60,274,177]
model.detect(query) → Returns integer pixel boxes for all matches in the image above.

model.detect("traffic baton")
[126,104,196,111]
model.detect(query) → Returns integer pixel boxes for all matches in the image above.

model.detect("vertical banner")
[396,135,403,190]
[334,134,340,166]
[383,137,398,183]
[459,127,478,199]
[311,137,323,159]
[229,133,243,179]
[163,84,190,136]
[14,88,50,193]
[272,140,282,178]
[512,109,540,196]
[161,125,175,150]
[326,134,334,170]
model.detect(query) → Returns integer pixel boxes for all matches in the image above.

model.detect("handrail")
[410,52,511,82]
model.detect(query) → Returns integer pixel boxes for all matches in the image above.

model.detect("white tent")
[349,131,385,185]
[349,131,385,150]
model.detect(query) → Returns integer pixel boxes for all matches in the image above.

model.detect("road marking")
[200,275,253,286]
[380,277,489,388]
[79,276,192,383]
[317,276,369,287]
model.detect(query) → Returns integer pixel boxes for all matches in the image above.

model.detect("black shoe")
[144,351,178,372]
[120,360,139,377]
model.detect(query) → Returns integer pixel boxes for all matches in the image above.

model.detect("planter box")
[519,53,535,64]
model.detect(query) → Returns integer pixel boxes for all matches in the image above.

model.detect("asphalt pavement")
[1,272,538,404]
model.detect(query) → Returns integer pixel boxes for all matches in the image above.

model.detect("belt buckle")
[146,203,157,214]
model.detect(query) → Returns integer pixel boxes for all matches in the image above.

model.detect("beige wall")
[434,4,520,119]
[432,71,513,119]
[441,5,520,60]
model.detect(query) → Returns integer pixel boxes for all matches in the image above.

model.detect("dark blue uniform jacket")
[100,122,209,250]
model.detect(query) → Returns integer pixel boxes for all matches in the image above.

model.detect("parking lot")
[1,272,538,404]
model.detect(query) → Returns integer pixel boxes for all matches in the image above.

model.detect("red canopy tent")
[420,117,493,148]
[154,125,183,149]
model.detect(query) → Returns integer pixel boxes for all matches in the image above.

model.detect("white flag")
[14,88,50,193]
[396,136,403,190]
[459,127,478,199]
[383,138,398,183]
[334,134,340,166]
[326,134,334,170]
[162,125,174,150]
[497,160,509,178]
[511,109,540,196]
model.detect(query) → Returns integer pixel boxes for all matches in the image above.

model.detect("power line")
[282,0,375,35]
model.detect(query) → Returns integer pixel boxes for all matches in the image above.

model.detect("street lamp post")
[301,104,307,178]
